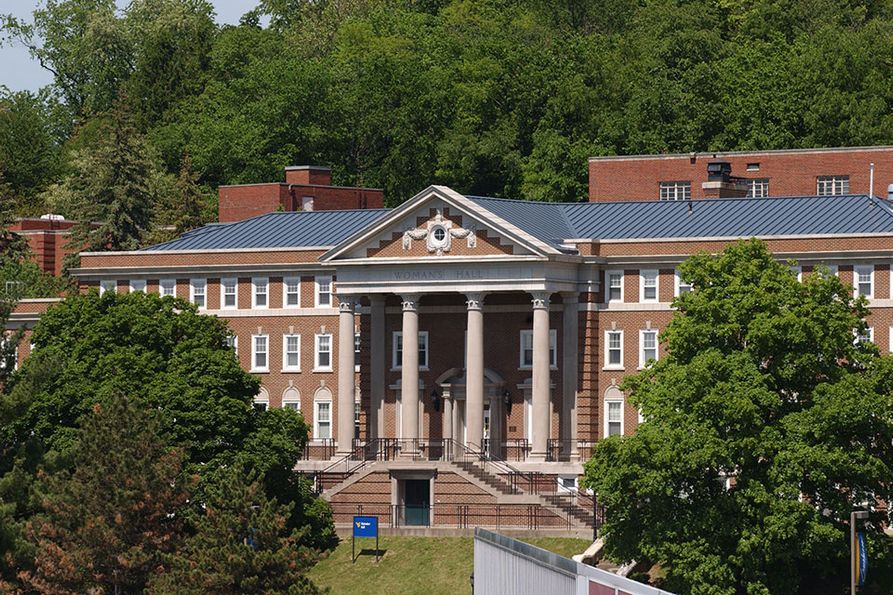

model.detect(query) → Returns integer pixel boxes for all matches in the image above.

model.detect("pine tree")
[18,396,192,594]
[148,465,322,595]
[63,98,155,269]
[172,152,208,236]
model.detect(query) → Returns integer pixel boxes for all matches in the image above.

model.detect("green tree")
[583,239,893,594]
[0,291,334,553]
[60,99,156,262]
[16,396,191,594]
[148,465,322,595]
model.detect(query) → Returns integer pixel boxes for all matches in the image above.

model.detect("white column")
[561,292,580,460]
[529,291,552,461]
[400,294,420,453]
[370,295,386,442]
[336,295,356,456]
[465,293,485,453]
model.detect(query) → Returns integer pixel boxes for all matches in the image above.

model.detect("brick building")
[10,148,893,532]
[8,215,78,276]
[589,145,893,202]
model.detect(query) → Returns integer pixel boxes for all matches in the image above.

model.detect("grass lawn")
[307,535,591,595]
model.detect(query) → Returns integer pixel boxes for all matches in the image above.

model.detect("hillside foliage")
[2,0,893,223]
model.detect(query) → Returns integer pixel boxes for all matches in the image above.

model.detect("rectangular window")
[746,163,760,172]
[4,280,24,299]
[252,335,268,372]
[519,329,557,368]
[253,395,269,412]
[355,402,361,439]
[221,278,237,309]
[854,265,873,298]
[745,178,769,198]
[315,276,332,308]
[392,331,430,369]
[606,400,624,437]
[190,279,206,309]
[640,329,658,367]
[100,280,117,295]
[129,280,146,293]
[674,269,693,297]
[159,279,175,297]
[659,181,691,201]
[354,332,361,372]
[606,270,623,303]
[315,401,331,439]
[605,330,624,369]
[284,400,300,411]
[315,334,332,370]
[225,334,238,355]
[283,334,301,371]
[284,277,300,307]
[817,175,850,196]
[855,327,873,345]
[640,270,658,302]
[252,277,268,309]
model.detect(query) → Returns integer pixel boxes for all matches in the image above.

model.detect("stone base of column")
[527,451,548,463]
[569,452,582,462]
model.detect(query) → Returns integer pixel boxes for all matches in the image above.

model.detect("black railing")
[504,438,529,461]
[329,503,584,531]
[300,438,335,460]
[547,439,597,462]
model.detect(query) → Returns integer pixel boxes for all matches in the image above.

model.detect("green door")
[404,479,430,526]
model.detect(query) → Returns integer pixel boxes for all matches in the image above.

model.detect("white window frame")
[639,329,658,368]
[640,269,658,302]
[605,270,623,303]
[855,326,874,346]
[854,265,874,299]
[354,332,361,372]
[392,331,430,370]
[604,330,624,369]
[251,334,269,373]
[659,180,691,201]
[99,280,117,295]
[315,333,333,371]
[253,393,269,411]
[282,334,301,372]
[674,269,693,297]
[252,277,269,309]
[190,278,206,309]
[817,175,850,196]
[605,399,624,437]
[315,276,333,308]
[221,278,238,309]
[283,276,301,308]
[518,329,557,369]
[314,399,332,439]
[745,178,769,198]
[159,278,176,297]
[283,392,301,411]
[225,334,238,355]
[129,280,146,293]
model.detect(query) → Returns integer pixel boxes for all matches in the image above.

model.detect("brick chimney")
[285,165,332,186]
[701,160,748,198]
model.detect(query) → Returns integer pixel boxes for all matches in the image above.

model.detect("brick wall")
[589,147,893,202]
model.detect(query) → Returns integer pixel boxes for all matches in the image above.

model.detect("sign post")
[352,515,379,563]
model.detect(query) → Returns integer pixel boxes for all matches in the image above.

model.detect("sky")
[0,0,261,92]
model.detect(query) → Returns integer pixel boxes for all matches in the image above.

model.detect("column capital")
[465,292,487,311]
[401,294,421,311]
[336,295,356,312]
[530,291,551,310]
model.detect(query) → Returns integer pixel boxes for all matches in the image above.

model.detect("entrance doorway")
[404,479,430,526]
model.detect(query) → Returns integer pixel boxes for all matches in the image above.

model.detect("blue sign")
[857,531,869,587]
[353,516,378,538]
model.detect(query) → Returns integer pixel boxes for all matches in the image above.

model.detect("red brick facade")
[589,146,893,202]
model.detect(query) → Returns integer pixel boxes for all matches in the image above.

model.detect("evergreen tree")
[172,152,209,236]
[149,465,322,595]
[62,98,155,268]
[17,396,192,594]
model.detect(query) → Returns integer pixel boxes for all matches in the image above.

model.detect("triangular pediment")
[321,186,559,262]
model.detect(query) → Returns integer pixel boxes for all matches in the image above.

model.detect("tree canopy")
[583,240,893,594]
[4,0,893,218]
[0,291,336,587]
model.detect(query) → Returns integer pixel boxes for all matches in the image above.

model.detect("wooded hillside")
[3,0,893,219]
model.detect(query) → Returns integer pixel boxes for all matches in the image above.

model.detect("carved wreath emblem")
[402,210,476,255]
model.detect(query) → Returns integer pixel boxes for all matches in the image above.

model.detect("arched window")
[282,387,301,411]
[254,387,270,412]
[604,386,624,437]
[313,387,333,440]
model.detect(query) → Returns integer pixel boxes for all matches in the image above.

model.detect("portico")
[322,186,583,463]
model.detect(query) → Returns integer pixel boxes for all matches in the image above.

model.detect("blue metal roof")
[144,209,391,251]
[145,193,893,253]
[561,194,893,239]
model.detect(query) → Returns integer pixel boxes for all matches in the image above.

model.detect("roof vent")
[706,161,732,182]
